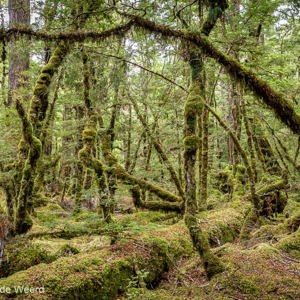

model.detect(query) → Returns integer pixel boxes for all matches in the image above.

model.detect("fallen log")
[0,202,250,299]
[142,200,183,213]
[0,224,192,299]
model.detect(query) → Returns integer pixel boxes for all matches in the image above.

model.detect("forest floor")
[0,188,299,300]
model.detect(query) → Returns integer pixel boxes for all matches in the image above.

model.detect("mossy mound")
[117,211,179,225]
[55,244,80,256]
[131,243,300,300]
[214,244,300,299]
[0,224,192,299]
[197,201,251,246]
[33,235,111,255]
[33,202,70,229]
[0,239,56,278]
[275,229,300,259]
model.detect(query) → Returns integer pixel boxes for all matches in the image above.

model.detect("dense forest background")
[0,0,299,299]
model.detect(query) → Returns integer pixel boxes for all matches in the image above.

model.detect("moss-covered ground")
[0,191,299,299]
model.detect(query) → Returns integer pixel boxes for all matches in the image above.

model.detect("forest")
[0,0,299,299]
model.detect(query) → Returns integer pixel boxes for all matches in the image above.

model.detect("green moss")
[32,136,42,156]
[250,243,279,255]
[276,229,300,259]
[184,97,204,116]
[284,199,300,219]
[18,138,28,153]
[78,146,91,166]
[286,210,300,232]
[115,166,181,203]
[0,224,192,299]
[184,214,224,279]
[216,169,233,193]
[252,222,288,240]
[0,239,56,277]
[34,202,69,229]
[56,244,80,257]
[82,128,96,141]
[184,136,200,153]
[235,274,260,295]
[198,201,250,245]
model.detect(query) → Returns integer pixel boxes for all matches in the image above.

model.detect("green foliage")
[0,1,299,299]
[0,239,56,277]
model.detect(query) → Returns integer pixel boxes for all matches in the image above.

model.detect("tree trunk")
[7,0,30,106]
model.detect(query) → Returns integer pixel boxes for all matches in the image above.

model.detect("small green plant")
[125,269,149,299]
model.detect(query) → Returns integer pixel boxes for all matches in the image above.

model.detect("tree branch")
[0,22,134,42]
[121,13,300,135]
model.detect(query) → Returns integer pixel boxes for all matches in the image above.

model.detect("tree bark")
[7,0,30,106]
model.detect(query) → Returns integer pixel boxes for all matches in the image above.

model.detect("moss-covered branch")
[40,67,64,148]
[252,176,288,199]
[30,43,69,137]
[78,51,112,222]
[0,22,134,42]
[205,103,258,208]
[13,42,69,234]
[142,200,183,213]
[122,14,300,134]
[128,93,185,200]
[113,163,182,203]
